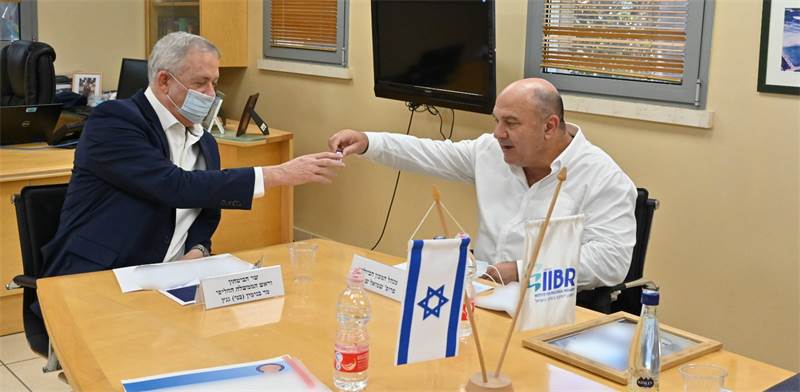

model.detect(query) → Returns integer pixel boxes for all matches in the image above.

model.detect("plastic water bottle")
[334,268,370,391]
[459,264,476,339]
[628,287,661,391]
[455,232,475,340]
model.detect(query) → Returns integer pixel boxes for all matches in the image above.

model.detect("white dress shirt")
[363,124,637,290]
[144,88,264,262]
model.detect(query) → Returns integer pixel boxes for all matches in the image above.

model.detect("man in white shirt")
[328,78,636,291]
[43,32,343,277]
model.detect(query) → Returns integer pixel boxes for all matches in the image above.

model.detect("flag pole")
[432,186,488,383]
[494,167,567,378]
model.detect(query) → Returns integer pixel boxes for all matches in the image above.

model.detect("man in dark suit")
[42,32,343,277]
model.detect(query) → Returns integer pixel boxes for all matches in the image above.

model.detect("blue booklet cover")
[165,285,198,304]
[122,356,328,391]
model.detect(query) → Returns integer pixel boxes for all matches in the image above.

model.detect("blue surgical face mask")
[166,73,214,124]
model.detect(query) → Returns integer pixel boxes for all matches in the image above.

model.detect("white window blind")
[541,0,689,84]
[270,0,338,52]
[264,0,348,66]
[526,0,713,107]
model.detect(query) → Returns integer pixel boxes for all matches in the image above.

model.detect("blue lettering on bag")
[529,267,577,292]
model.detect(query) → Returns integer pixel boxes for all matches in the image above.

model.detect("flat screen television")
[371,0,496,114]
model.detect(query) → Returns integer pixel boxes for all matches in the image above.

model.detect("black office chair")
[0,40,57,106]
[576,188,659,315]
[5,183,68,372]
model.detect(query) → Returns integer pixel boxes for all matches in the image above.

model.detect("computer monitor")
[117,58,148,99]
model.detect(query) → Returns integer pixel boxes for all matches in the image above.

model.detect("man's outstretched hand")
[328,129,369,156]
[262,152,346,187]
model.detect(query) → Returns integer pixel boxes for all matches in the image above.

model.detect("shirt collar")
[144,87,203,138]
[550,122,586,173]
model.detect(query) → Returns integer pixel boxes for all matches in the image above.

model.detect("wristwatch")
[191,244,210,257]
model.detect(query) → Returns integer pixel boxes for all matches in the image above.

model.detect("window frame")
[263,0,349,66]
[524,0,715,108]
[1,0,37,47]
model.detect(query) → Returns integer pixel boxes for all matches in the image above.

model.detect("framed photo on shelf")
[757,0,800,95]
[72,73,102,100]
[522,312,722,385]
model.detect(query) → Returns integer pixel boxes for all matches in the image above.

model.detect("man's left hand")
[179,248,205,261]
[482,261,519,285]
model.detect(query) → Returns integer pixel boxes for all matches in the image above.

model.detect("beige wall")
[38,0,146,92]
[36,0,799,371]
[218,0,799,371]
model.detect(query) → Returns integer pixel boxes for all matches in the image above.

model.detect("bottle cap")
[641,288,659,306]
[348,267,365,284]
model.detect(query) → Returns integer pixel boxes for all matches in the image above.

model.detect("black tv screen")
[371,0,496,114]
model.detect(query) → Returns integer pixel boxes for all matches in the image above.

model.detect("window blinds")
[540,0,689,84]
[270,0,338,52]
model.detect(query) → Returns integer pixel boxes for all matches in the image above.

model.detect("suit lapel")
[198,132,220,170]
[131,91,170,158]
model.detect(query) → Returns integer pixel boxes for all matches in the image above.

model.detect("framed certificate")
[522,312,722,385]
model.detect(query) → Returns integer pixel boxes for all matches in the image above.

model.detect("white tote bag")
[516,214,584,331]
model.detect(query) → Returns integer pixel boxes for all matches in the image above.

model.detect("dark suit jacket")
[41,91,255,277]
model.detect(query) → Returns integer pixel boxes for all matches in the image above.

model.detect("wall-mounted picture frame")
[522,312,723,385]
[72,73,103,100]
[757,0,800,95]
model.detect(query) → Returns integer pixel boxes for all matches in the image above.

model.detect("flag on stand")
[395,237,470,365]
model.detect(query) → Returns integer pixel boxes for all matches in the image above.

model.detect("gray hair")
[530,86,565,130]
[147,32,220,83]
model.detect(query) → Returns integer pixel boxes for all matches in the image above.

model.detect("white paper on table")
[113,266,144,293]
[113,254,254,293]
[393,260,493,295]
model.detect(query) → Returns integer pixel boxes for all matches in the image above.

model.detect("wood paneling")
[200,0,248,67]
[145,0,248,67]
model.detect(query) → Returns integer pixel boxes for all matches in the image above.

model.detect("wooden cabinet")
[145,0,248,67]
[0,148,74,335]
[212,126,295,253]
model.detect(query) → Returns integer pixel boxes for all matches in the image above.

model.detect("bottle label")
[460,300,475,321]
[636,377,655,388]
[334,350,368,373]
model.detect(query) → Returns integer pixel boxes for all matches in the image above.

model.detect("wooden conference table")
[0,123,292,335]
[37,239,792,391]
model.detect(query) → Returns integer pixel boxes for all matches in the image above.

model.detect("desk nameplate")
[349,255,405,301]
[197,265,285,310]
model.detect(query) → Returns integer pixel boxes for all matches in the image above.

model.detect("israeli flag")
[395,237,470,366]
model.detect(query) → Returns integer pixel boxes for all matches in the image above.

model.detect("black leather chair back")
[13,184,68,356]
[576,187,658,315]
[610,188,658,315]
[1,40,57,106]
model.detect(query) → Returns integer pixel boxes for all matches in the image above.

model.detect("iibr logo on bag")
[528,267,576,292]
